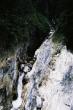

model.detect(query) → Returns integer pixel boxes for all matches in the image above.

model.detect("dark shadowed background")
[0,0,73,57]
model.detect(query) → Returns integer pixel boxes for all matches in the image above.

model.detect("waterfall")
[11,73,24,110]
[13,57,17,81]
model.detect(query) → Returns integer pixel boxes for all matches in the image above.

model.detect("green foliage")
[0,0,50,56]
[52,32,64,44]
[31,13,49,31]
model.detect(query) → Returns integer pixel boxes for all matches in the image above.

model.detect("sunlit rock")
[24,66,30,73]
[1,31,73,110]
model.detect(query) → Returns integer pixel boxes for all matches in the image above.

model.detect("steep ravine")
[0,32,73,110]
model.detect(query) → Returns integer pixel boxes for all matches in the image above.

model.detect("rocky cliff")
[0,31,73,110]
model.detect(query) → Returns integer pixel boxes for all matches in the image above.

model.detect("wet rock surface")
[1,32,73,110]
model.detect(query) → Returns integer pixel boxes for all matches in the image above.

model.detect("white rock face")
[25,37,73,110]
[24,66,30,73]
[10,32,73,110]
[26,39,53,79]
[39,47,73,110]
[25,38,53,110]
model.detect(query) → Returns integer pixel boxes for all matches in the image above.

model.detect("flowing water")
[11,73,24,110]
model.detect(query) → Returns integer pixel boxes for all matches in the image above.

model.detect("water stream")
[11,73,24,110]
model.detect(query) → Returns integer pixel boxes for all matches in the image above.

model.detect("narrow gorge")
[0,30,73,110]
[0,0,73,110]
